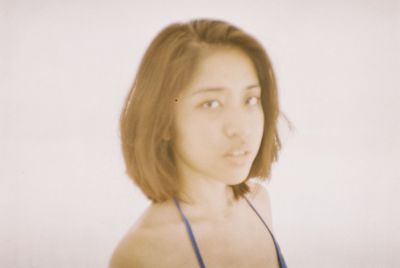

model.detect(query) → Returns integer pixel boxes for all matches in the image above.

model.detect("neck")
[176,176,239,222]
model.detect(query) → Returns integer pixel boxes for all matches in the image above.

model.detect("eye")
[247,96,261,106]
[201,100,221,109]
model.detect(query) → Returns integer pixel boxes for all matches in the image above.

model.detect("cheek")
[175,116,222,161]
[257,111,265,135]
[175,111,199,140]
[249,112,265,153]
[178,115,218,144]
[248,109,264,135]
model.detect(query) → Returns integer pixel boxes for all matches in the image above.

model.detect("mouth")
[224,150,251,165]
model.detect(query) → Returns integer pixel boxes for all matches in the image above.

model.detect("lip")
[223,149,251,165]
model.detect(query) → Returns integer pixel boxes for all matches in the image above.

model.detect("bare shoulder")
[246,180,274,229]
[109,224,153,268]
[109,202,185,268]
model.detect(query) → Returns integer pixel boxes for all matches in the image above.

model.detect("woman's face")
[173,48,264,186]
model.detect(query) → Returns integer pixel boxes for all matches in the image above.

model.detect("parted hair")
[120,19,282,203]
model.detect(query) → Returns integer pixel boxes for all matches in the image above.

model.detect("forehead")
[182,47,259,95]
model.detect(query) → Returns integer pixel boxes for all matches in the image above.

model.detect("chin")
[222,171,250,185]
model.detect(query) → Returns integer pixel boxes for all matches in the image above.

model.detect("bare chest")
[152,209,280,268]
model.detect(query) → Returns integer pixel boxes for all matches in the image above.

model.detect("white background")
[1,0,399,267]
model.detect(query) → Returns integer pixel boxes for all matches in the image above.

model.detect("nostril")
[224,124,250,140]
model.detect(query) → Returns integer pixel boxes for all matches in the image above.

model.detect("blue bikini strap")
[243,195,287,268]
[173,197,206,268]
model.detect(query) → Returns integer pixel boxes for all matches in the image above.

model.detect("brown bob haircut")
[120,19,282,203]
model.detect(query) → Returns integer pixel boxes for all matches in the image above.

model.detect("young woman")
[110,19,287,268]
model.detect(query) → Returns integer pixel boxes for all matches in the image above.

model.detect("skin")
[172,47,265,219]
[110,48,280,268]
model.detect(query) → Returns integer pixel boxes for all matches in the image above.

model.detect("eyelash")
[201,96,261,109]
[247,96,261,106]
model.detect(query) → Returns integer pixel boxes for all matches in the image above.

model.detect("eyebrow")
[191,84,260,96]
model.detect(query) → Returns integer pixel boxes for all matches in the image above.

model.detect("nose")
[223,109,251,140]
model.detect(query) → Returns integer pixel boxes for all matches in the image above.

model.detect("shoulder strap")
[173,197,206,268]
[243,195,288,268]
